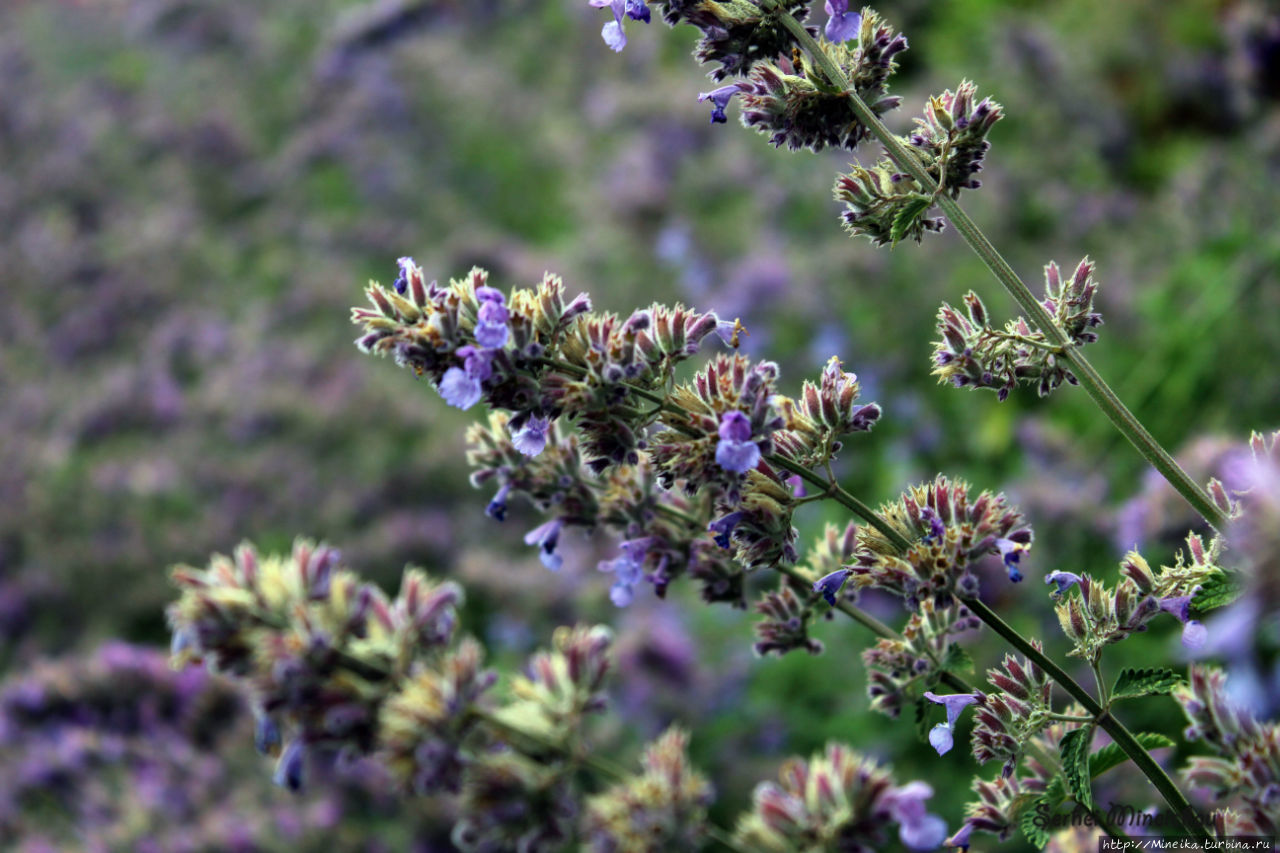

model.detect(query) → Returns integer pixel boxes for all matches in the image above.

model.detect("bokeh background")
[2,0,1279,849]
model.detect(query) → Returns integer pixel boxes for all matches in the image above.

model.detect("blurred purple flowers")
[524,518,565,571]
[588,0,651,52]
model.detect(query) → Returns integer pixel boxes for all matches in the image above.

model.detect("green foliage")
[1192,570,1244,615]
[1112,668,1185,700]
[1059,727,1093,809]
[1090,732,1175,778]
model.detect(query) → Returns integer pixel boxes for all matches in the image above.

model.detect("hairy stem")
[768,6,1227,530]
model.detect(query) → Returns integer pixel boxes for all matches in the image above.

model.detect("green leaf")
[889,194,934,246]
[1090,733,1175,778]
[1192,571,1242,614]
[1112,668,1184,700]
[1016,780,1066,849]
[941,642,974,674]
[1060,727,1093,809]
[1018,798,1053,848]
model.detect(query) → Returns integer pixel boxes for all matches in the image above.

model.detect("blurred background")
[2,0,1279,848]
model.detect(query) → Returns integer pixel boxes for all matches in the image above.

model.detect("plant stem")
[768,7,1227,531]
[961,597,1209,840]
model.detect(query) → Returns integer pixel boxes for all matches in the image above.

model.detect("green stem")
[961,597,1209,840]
[769,8,1227,531]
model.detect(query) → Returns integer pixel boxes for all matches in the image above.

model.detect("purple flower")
[394,256,416,294]
[708,511,744,548]
[599,538,652,607]
[485,483,512,521]
[923,691,979,756]
[697,84,743,125]
[438,346,493,410]
[920,506,946,543]
[274,739,306,792]
[994,538,1026,582]
[524,519,565,571]
[715,411,761,473]
[511,415,551,457]
[254,712,281,755]
[589,0,649,52]
[814,569,851,606]
[824,0,862,43]
[883,781,949,851]
[1044,570,1082,597]
[1160,595,1208,650]
[474,286,510,349]
[945,821,974,851]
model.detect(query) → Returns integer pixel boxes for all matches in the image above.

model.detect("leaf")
[1192,571,1242,615]
[941,642,974,674]
[889,194,934,246]
[1059,727,1093,809]
[1090,733,1175,778]
[1112,668,1184,700]
[1016,780,1066,848]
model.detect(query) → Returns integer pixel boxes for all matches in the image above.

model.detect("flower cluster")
[933,258,1103,400]
[833,474,1032,608]
[1175,665,1280,835]
[733,742,948,851]
[862,599,979,718]
[581,727,713,851]
[905,81,1005,199]
[753,521,859,657]
[654,0,815,81]
[1050,532,1224,658]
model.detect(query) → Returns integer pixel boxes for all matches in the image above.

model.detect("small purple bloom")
[475,298,509,349]
[524,519,565,571]
[708,511,744,549]
[599,538,652,607]
[1160,595,1208,650]
[588,0,641,52]
[927,723,954,756]
[786,474,806,498]
[274,739,306,792]
[715,411,761,473]
[438,346,493,410]
[823,0,861,43]
[884,781,949,851]
[920,506,947,543]
[1044,570,1082,597]
[486,483,512,522]
[394,256,416,294]
[814,569,851,606]
[994,538,1026,582]
[697,84,743,125]
[624,0,650,22]
[923,691,979,756]
[946,821,974,851]
[511,415,551,457]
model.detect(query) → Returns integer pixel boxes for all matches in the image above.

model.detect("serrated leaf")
[1192,571,1242,614]
[941,642,974,674]
[1090,733,1175,778]
[889,194,934,246]
[1019,798,1054,848]
[1112,668,1184,700]
[1060,727,1093,809]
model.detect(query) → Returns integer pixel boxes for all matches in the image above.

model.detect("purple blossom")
[438,346,493,410]
[946,821,974,851]
[994,537,1026,582]
[923,691,979,756]
[511,415,551,457]
[485,483,512,521]
[708,511,744,548]
[883,781,949,851]
[393,256,416,294]
[697,84,743,125]
[715,411,761,473]
[920,506,946,543]
[474,286,510,349]
[273,739,306,792]
[814,569,851,606]
[1160,595,1208,650]
[588,0,649,52]
[823,0,862,43]
[1044,570,1082,596]
[524,519,565,571]
[599,538,653,607]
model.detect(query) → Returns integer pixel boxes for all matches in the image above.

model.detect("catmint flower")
[708,511,744,549]
[697,84,742,125]
[923,691,979,756]
[883,781,949,851]
[509,414,551,458]
[523,519,565,571]
[994,538,1026,581]
[814,569,852,606]
[438,346,493,410]
[273,738,306,792]
[254,710,282,755]
[474,286,510,349]
[823,0,861,43]
[588,0,649,52]
[714,411,761,473]
[1160,595,1208,649]
[393,256,416,294]
[599,538,653,607]
[485,483,511,521]
[1044,570,1082,597]
[946,821,974,851]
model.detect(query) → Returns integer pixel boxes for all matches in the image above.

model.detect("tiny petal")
[708,512,744,548]
[1044,570,1082,596]
[923,691,979,727]
[623,0,650,22]
[1160,595,1193,624]
[274,739,306,792]
[485,483,512,522]
[813,569,851,606]
[697,84,742,125]
[901,813,948,851]
[511,415,551,457]
[945,821,974,850]
[394,256,416,294]
[438,367,482,410]
[928,722,954,756]
[718,410,753,442]
[609,581,635,607]
[823,0,861,43]
[524,519,565,571]
[716,437,761,474]
[1182,620,1208,650]
[601,19,625,51]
